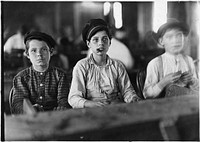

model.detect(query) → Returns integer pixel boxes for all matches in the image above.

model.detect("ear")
[86,40,90,48]
[50,48,54,56]
[158,38,164,46]
[24,51,30,59]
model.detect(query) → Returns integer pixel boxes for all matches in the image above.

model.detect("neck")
[33,64,49,72]
[92,54,107,66]
[166,52,181,57]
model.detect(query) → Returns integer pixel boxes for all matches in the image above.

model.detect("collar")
[88,53,113,66]
[31,65,51,75]
[164,52,182,60]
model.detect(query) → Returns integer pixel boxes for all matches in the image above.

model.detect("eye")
[176,33,183,38]
[165,35,172,39]
[102,37,109,42]
[31,49,36,53]
[41,47,49,52]
[42,48,48,51]
[92,38,98,43]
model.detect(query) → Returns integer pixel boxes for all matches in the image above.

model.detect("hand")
[84,100,109,108]
[160,71,182,87]
[180,71,193,84]
[33,104,44,112]
[53,106,68,111]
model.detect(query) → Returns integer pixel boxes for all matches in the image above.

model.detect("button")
[39,96,43,99]
[40,83,43,87]
[40,73,43,75]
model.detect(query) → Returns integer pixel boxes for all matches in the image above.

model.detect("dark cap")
[157,19,189,40]
[82,18,111,43]
[24,31,56,48]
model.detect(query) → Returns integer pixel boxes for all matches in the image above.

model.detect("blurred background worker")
[4,24,28,54]
[4,24,30,69]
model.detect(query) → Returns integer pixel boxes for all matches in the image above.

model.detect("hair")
[82,19,112,43]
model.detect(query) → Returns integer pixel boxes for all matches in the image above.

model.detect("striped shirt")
[11,66,70,114]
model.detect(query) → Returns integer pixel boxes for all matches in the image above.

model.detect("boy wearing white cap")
[143,19,199,99]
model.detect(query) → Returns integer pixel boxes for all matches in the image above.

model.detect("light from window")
[113,2,122,29]
[152,0,167,32]
[104,2,111,16]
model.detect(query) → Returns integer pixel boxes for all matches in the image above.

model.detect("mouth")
[97,48,104,52]
[173,44,182,48]
[37,59,44,62]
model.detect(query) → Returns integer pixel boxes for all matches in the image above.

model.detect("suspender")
[182,54,192,72]
[157,54,191,81]
[158,55,163,81]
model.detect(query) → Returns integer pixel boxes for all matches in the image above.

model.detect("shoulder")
[183,54,194,62]
[148,55,163,67]
[51,66,66,74]
[13,67,30,82]
[109,57,127,73]
[111,58,125,67]
[74,57,90,70]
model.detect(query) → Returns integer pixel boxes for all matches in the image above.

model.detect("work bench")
[5,95,199,141]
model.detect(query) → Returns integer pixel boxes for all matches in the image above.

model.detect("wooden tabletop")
[5,95,199,141]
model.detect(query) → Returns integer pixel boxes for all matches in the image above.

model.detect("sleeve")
[117,62,139,103]
[12,75,29,114]
[143,58,163,99]
[57,71,71,108]
[68,61,88,108]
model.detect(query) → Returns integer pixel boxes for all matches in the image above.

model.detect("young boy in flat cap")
[68,19,140,108]
[11,31,70,114]
[143,19,199,99]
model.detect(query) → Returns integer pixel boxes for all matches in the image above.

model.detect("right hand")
[84,100,110,108]
[160,71,182,87]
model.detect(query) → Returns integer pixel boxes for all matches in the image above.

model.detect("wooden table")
[4,95,199,141]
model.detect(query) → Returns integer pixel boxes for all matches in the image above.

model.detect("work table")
[5,95,199,141]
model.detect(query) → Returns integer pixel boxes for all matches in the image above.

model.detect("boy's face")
[87,30,110,56]
[27,39,51,68]
[159,29,185,55]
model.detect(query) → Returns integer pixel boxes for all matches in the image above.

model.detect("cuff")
[154,84,163,97]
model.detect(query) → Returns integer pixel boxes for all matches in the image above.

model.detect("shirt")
[143,52,199,98]
[68,54,138,108]
[12,66,70,114]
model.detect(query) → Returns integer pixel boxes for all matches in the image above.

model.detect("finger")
[97,102,106,106]
[175,71,182,75]
[60,106,65,110]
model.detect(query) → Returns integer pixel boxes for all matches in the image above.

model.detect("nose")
[36,50,42,56]
[98,39,104,45]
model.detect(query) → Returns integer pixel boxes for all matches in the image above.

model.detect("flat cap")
[82,18,111,43]
[24,31,56,48]
[157,19,189,40]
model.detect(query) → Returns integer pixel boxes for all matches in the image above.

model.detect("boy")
[143,19,199,99]
[68,19,139,108]
[11,31,70,114]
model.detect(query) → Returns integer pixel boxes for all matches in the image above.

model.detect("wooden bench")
[5,95,199,141]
